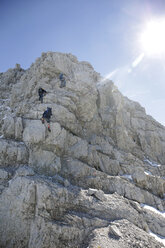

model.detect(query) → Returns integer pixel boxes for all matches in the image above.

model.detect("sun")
[139,18,165,56]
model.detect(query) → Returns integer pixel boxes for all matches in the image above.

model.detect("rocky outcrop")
[0,52,165,248]
[88,219,164,248]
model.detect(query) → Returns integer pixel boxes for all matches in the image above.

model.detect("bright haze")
[1,0,165,126]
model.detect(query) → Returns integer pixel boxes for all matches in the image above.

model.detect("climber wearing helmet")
[38,87,47,103]
[59,73,66,88]
[41,107,52,132]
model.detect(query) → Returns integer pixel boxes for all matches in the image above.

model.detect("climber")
[38,87,47,103]
[59,73,66,88]
[41,107,52,132]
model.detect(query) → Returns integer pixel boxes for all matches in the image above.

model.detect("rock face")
[0,52,165,248]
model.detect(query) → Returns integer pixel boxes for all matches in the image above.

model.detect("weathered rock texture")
[0,52,165,248]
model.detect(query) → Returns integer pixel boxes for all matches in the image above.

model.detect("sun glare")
[139,18,165,56]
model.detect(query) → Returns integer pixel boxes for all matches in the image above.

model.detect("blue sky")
[1,0,165,125]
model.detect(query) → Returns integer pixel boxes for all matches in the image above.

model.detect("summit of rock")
[0,52,165,248]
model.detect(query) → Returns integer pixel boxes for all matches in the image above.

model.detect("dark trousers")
[60,79,66,88]
[39,94,43,103]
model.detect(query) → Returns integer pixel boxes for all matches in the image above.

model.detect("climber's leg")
[40,95,43,103]
[47,119,51,132]
[41,117,45,124]
[63,79,66,87]
[60,79,66,88]
[48,123,51,132]
[60,80,63,88]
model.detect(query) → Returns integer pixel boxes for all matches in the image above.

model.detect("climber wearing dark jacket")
[38,87,47,103]
[59,73,66,88]
[42,107,52,132]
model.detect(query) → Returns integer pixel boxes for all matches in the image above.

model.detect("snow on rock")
[144,171,152,175]
[141,203,165,217]
[149,231,165,246]
[144,158,161,167]
[121,174,133,181]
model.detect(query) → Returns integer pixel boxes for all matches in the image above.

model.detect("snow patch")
[149,231,165,246]
[143,203,165,245]
[0,98,10,101]
[140,203,165,217]
[144,158,161,167]
[5,106,11,110]
[121,174,133,181]
[18,142,24,145]
[0,135,4,139]
[144,171,152,176]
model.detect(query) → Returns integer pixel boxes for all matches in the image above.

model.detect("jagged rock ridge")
[0,52,165,248]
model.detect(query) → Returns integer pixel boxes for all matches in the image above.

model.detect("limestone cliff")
[0,52,165,248]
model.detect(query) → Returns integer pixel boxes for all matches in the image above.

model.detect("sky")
[0,0,165,126]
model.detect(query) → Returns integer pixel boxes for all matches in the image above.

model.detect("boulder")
[0,139,28,166]
[23,120,46,144]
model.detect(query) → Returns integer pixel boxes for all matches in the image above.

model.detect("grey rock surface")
[88,219,164,248]
[0,52,165,248]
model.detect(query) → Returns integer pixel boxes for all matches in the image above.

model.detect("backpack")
[38,88,43,94]
[39,88,47,95]
[43,108,52,118]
